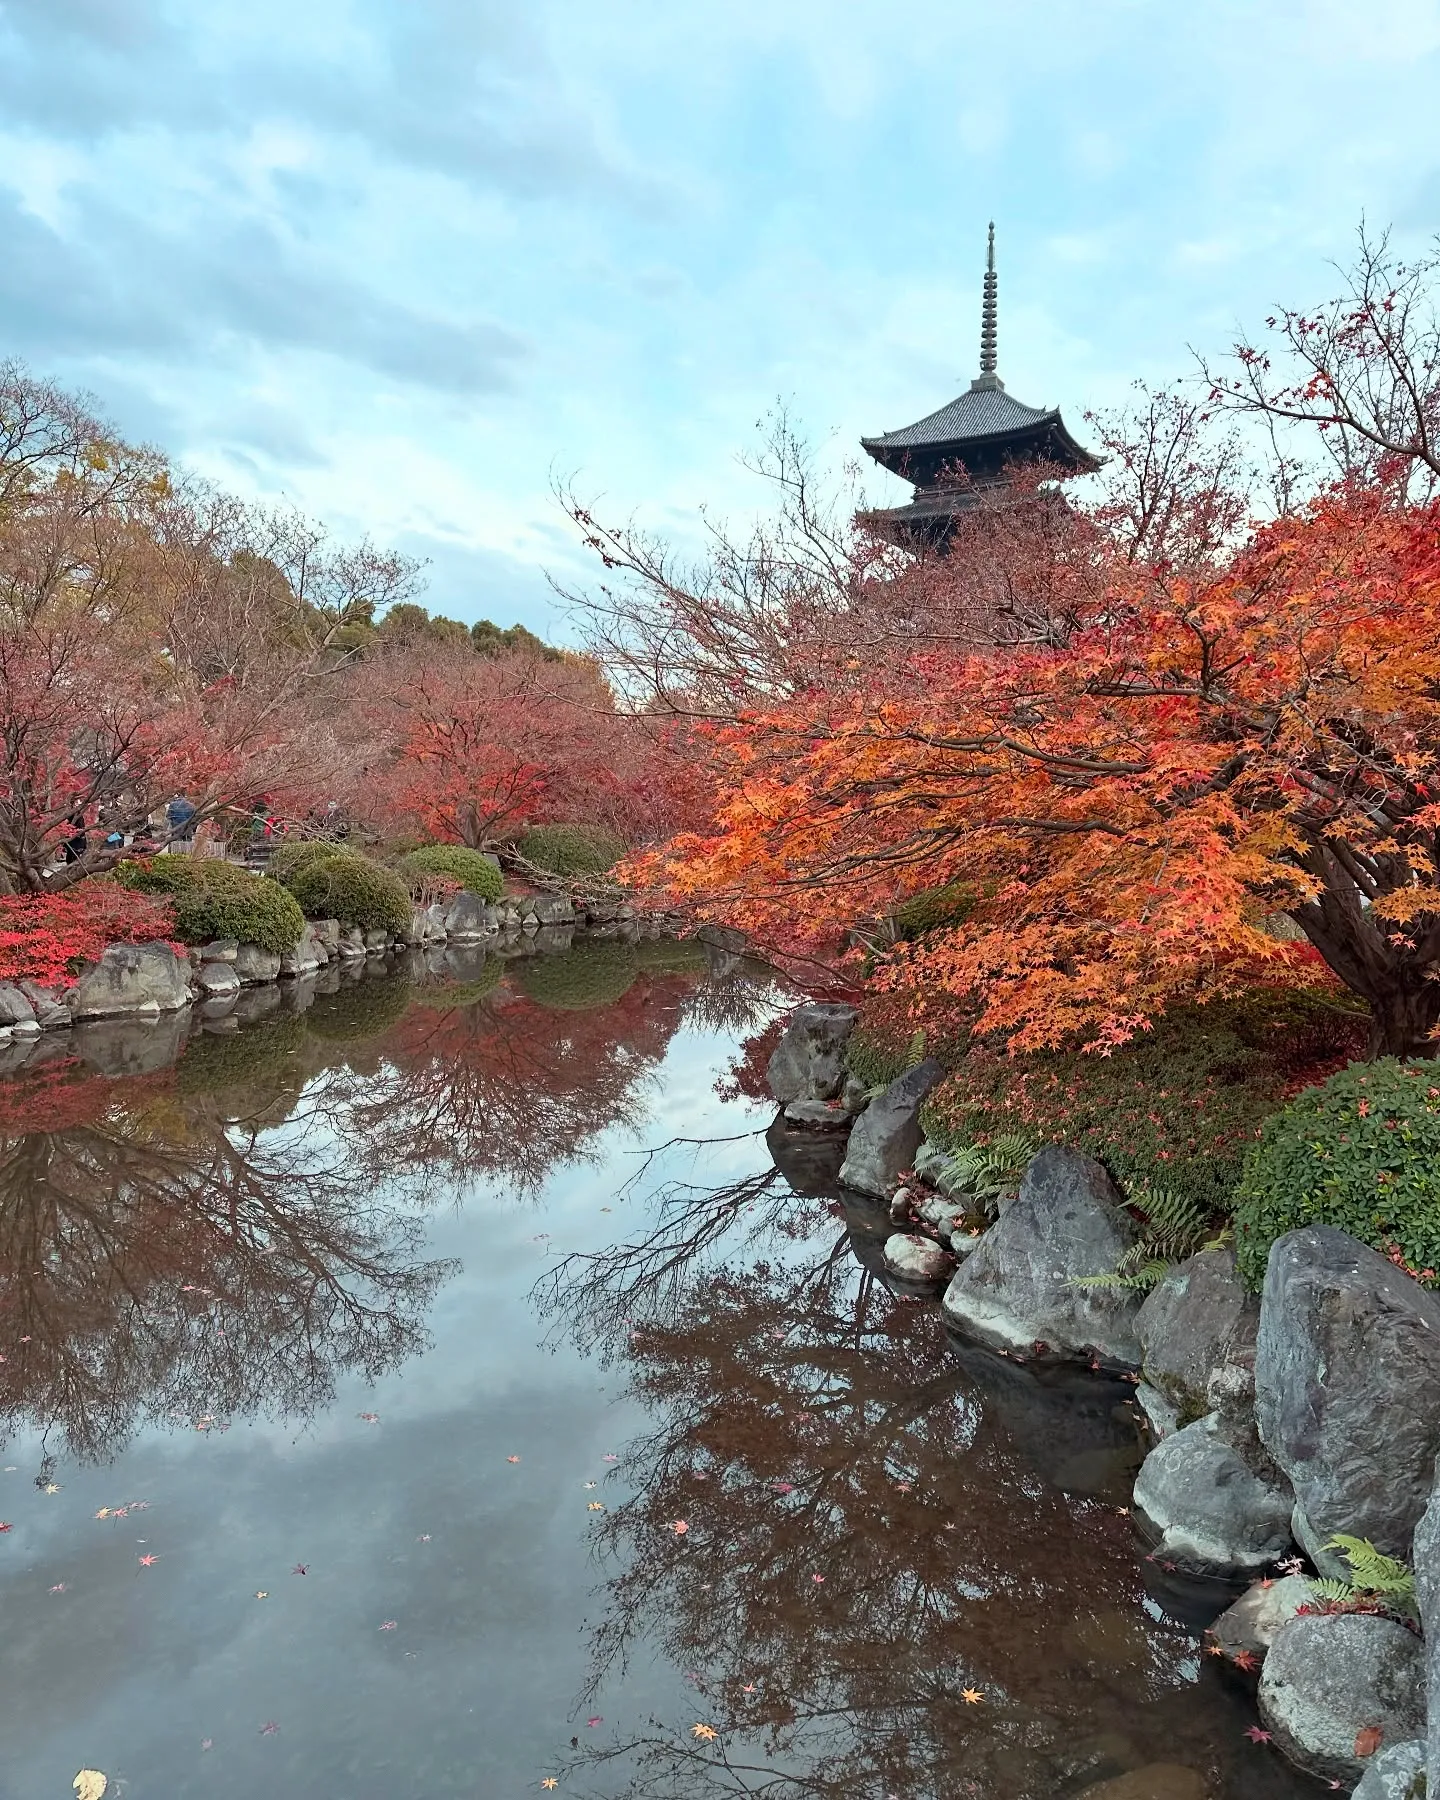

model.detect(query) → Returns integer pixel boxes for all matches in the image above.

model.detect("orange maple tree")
[631,485,1440,1057]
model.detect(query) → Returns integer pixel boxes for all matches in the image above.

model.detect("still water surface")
[0,944,1323,1799]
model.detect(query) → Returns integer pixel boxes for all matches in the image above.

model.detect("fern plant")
[1073,1182,1222,1293]
[943,1131,1042,1218]
[1307,1535,1418,1622]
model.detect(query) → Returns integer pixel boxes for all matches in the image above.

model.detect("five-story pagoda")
[861,224,1100,549]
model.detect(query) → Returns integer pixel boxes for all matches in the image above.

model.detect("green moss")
[399,845,503,900]
[846,1024,927,1091]
[118,858,304,954]
[285,853,412,933]
[518,823,625,878]
[517,943,638,1011]
[1234,1059,1440,1288]
[890,881,977,942]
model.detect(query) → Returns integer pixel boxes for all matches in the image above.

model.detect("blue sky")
[2,0,1438,638]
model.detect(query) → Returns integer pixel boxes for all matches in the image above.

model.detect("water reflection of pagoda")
[861,224,1100,549]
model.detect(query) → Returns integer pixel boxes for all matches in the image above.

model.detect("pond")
[0,942,1326,1799]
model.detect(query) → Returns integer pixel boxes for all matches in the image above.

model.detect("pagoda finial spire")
[975,221,1001,387]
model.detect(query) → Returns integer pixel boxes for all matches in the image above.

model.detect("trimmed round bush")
[268,840,352,888]
[400,845,503,901]
[518,823,624,878]
[119,857,304,954]
[285,852,412,934]
[518,944,637,1011]
[1234,1059,1440,1288]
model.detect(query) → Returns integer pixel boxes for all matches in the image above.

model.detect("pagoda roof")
[861,379,1055,453]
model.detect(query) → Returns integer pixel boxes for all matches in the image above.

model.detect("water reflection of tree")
[541,1173,1301,1800]
[341,957,780,1200]
[0,1065,453,1463]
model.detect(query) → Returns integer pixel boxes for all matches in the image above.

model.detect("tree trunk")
[1365,983,1440,1060]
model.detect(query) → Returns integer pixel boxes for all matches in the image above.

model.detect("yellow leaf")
[74,1775,108,1800]
[541,1782,560,1791]
[961,1687,984,1705]
[692,1724,717,1741]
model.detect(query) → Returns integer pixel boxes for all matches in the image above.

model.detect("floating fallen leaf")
[541,1782,559,1791]
[0,1521,11,1533]
[603,1454,619,1463]
[506,1455,520,1464]
[200,1739,213,1751]
[1355,1725,1384,1758]
[672,1520,688,1535]
[812,1573,825,1583]
[254,1590,268,1599]
[259,1721,279,1736]
[379,1620,397,1631]
[1232,1649,1260,1672]
[73,1773,107,1800]
[1244,1726,1272,1744]
[692,1724,717,1741]
[586,1716,603,1727]
[772,1482,794,1495]
[583,1482,597,1490]
[961,1687,983,1704]
[417,1533,431,1541]
[292,1563,308,1575]
[137,1554,158,1567]
[357,1412,380,1424]
[43,1482,61,1494]
[742,1682,756,1694]
[49,1582,67,1593]
[587,1502,605,1511]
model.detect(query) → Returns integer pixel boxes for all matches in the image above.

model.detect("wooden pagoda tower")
[861,225,1100,548]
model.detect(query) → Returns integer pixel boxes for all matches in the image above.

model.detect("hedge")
[119,858,305,955]
[518,824,625,878]
[1234,1059,1440,1288]
[399,845,503,901]
[283,851,412,934]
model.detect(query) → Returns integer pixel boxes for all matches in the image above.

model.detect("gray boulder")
[233,943,283,982]
[1256,1226,1440,1559]
[882,1234,955,1285]
[197,939,239,962]
[941,1146,1143,1364]
[838,1057,945,1197]
[1411,1482,1440,1800]
[1259,1612,1425,1787]
[18,981,72,1028]
[532,894,575,926]
[197,962,241,997]
[0,984,36,1027]
[766,1003,859,1103]
[1137,1246,1258,1429]
[71,943,191,1017]
[783,1099,852,1128]
[1131,1413,1293,1574]
[1209,1574,1314,1662]
[310,918,340,949]
[1352,1740,1426,1800]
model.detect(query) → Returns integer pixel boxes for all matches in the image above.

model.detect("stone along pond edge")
[766,1000,1436,1798]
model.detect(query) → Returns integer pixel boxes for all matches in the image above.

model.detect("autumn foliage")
[0,886,178,987]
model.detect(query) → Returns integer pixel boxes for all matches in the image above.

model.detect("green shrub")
[267,840,352,888]
[285,853,412,933]
[1234,1058,1440,1288]
[518,944,638,1011]
[399,845,503,900]
[518,823,625,878]
[118,857,304,954]
[921,987,1369,1220]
